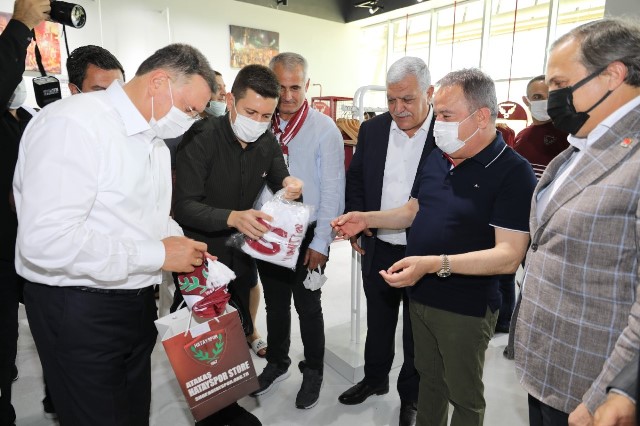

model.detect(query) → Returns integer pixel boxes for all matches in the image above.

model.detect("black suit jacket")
[345,111,436,275]
[1,20,33,261]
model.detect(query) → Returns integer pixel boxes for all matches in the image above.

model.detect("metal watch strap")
[437,254,451,277]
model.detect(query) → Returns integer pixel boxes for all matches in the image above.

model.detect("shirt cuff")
[309,238,330,257]
[135,240,166,273]
[608,388,637,405]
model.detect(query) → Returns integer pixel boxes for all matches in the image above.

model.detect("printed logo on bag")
[178,267,209,296]
[244,218,289,255]
[245,219,304,261]
[185,330,227,366]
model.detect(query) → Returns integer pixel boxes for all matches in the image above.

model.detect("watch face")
[437,270,451,278]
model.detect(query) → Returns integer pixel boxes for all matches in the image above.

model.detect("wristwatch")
[436,254,451,278]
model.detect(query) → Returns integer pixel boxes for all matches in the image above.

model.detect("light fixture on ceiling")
[355,0,383,15]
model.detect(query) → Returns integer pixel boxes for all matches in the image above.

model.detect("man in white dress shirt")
[13,43,215,426]
[338,56,437,426]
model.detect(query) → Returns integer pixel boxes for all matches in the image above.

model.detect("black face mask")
[547,66,613,135]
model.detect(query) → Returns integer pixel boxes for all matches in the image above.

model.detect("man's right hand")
[349,228,372,255]
[161,236,207,273]
[12,0,51,30]
[227,209,274,240]
[331,211,368,239]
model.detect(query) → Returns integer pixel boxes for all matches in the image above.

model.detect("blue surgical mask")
[205,100,227,117]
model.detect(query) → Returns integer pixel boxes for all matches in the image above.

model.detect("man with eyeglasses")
[13,43,215,425]
[173,64,302,426]
[14,43,129,422]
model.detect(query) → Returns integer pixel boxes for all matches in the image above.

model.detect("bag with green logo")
[155,305,259,421]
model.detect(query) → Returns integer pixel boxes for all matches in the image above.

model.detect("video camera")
[32,1,87,107]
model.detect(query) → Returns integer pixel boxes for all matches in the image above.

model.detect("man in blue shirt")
[333,68,536,426]
[251,52,345,410]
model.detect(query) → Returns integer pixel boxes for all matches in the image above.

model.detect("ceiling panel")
[234,0,432,23]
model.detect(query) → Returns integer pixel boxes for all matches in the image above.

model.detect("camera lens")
[49,1,86,28]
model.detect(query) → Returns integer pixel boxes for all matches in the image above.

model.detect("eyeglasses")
[185,105,202,120]
[167,76,201,120]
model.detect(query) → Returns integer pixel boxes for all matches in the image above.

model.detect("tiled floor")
[12,239,528,425]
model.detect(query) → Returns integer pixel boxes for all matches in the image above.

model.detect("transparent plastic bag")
[228,189,311,270]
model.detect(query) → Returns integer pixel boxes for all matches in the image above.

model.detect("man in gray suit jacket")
[593,353,637,426]
[515,18,640,426]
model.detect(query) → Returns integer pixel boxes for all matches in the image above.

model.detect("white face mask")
[433,110,479,155]
[205,100,227,117]
[8,80,27,110]
[231,102,270,143]
[149,79,198,139]
[528,99,550,122]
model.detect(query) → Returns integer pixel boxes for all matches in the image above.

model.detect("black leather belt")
[72,286,155,296]
[376,238,406,251]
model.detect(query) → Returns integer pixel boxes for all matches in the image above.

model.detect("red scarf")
[271,100,309,157]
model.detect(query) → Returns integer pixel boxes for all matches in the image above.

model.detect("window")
[388,13,431,67]
[430,0,483,82]
[359,23,388,86]
[358,0,606,116]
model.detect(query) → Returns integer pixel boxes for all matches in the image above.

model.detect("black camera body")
[32,76,61,107]
[49,1,86,28]
[32,2,86,107]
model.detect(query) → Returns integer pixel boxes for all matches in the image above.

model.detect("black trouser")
[24,282,157,426]
[0,260,19,426]
[528,394,569,426]
[256,224,325,372]
[497,274,516,329]
[362,239,419,402]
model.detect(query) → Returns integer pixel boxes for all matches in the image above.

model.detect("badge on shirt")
[620,137,636,148]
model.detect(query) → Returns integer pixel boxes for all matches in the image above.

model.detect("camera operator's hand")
[12,0,51,30]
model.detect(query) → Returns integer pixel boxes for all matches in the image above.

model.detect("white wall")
[1,0,362,106]
[605,0,640,18]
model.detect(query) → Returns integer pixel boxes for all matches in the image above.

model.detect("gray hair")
[269,52,308,81]
[135,43,217,93]
[437,68,498,119]
[386,57,431,91]
[550,18,640,87]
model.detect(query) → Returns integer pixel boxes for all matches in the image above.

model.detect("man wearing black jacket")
[338,56,436,426]
[173,64,302,426]
[0,1,49,424]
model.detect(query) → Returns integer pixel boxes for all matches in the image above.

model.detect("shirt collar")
[466,131,508,168]
[106,80,152,137]
[390,105,433,137]
[568,94,640,150]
